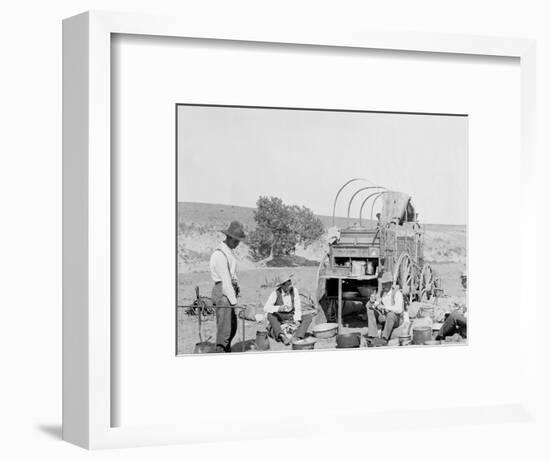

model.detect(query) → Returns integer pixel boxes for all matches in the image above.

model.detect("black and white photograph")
[176,104,468,355]
[3,1,544,457]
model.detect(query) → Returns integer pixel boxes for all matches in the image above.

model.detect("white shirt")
[263,287,302,322]
[209,242,238,305]
[381,288,404,314]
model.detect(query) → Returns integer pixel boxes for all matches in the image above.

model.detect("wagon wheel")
[393,252,414,296]
[420,264,435,301]
[411,262,422,301]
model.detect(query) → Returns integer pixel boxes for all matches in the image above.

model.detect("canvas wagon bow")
[316,179,440,332]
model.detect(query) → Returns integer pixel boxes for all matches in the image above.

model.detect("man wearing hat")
[209,221,246,352]
[263,275,312,345]
[375,271,404,343]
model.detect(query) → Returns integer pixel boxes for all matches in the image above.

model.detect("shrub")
[249,196,324,260]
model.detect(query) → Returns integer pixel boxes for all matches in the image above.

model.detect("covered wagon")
[316,179,439,332]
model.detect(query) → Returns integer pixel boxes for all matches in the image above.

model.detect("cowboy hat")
[221,221,246,241]
[276,273,294,287]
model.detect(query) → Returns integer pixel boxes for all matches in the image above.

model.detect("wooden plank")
[337,278,343,334]
[319,274,378,280]
[331,247,372,258]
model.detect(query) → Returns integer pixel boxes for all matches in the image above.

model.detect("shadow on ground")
[36,424,62,440]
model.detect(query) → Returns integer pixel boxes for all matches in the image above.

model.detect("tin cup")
[399,334,412,346]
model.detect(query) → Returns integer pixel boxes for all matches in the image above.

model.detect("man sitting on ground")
[435,309,467,340]
[263,275,313,345]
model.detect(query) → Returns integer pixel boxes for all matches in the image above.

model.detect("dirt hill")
[177,202,466,273]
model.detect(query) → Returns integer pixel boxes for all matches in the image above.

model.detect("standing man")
[210,221,246,353]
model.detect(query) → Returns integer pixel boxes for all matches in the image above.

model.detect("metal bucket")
[255,331,270,351]
[351,261,366,276]
[412,326,432,345]
[336,333,361,348]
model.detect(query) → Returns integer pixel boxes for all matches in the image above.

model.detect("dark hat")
[222,221,246,241]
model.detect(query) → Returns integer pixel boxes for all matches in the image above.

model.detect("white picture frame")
[62,10,537,449]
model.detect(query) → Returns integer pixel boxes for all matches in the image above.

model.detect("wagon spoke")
[394,252,414,296]
[420,264,434,301]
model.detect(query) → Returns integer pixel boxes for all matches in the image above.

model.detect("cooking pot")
[312,322,338,339]
[193,341,217,354]
[336,333,361,348]
[412,326,432,345]
[292,337,317,350]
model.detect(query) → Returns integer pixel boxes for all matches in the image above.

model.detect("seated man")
[263,275,313,345]
[374,272,404,344]
[363,290,381,338]
[435,310,467,340]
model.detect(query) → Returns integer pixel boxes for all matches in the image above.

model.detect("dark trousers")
[366,307,382,337]
[436,311,467,340]
[381,311,401,340]
[212,284,237,352]
[267,313,313,340]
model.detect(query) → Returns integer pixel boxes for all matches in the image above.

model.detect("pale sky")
[177,105,468,225]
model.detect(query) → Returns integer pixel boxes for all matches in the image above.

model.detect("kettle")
[255,330,270,351]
